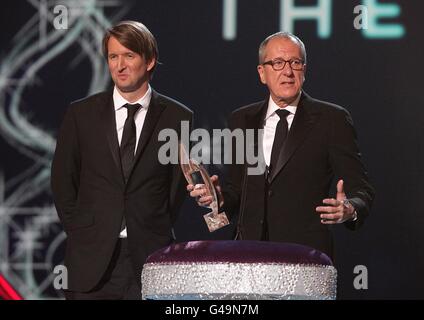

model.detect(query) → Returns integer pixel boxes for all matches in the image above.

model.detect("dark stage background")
[0,0,423,299]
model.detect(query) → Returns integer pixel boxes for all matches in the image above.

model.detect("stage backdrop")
[0,0,423,299]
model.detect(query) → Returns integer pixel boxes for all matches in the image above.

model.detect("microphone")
[235,164,248,240]
[261,164,272,241]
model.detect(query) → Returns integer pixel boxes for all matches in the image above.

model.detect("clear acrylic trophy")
[179,143,230,232]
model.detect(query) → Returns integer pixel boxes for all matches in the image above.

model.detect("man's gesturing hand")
[316,180,356,224]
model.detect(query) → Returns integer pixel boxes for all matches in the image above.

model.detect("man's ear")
[303,64,307,82]
[147,59,156,72]
[257,65,266,85]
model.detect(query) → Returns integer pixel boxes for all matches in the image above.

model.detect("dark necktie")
[261,108,290,241]
[120,103,141,233]
[269,109,291,174]
[120,103,142,184]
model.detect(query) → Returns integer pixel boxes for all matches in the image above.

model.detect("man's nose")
[282,62,294,76]
[118,56,126,71]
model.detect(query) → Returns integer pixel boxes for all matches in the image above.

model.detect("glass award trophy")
[179,143,230,232]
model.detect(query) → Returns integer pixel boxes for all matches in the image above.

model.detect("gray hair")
[258,31,307,65]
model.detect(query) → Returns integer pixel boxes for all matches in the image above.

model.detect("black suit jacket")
[223,92,374,258]
[51,89,193,292]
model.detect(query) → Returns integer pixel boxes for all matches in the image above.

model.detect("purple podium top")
[146,240,333,266]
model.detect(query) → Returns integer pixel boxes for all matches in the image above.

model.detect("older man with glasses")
[189,31,374,260]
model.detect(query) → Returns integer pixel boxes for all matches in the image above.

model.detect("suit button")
[260,220,264,225]
[268,190,273,197]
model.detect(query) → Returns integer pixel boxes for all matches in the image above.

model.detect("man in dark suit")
[188,32,374,259]
[51,21,192,299]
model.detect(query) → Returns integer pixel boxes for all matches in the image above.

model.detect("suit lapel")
[244,100,268,169]
[101,91,124,182]
[132,89,165,170]
[245,100,267,130]
[268,92,322,183]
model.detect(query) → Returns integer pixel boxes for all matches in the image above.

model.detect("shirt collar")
[264,91,301,121]
[113,84,152,111]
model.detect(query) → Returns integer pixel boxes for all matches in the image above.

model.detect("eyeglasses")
[261,58,305,71]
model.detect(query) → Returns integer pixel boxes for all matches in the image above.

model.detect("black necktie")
[261,109,290,241]
[120,103,141,184]
[120,103,141,233]
[269,109,290,174]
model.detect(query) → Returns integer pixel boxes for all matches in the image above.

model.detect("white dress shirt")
[262,93,301,166]
[113,85,152,238]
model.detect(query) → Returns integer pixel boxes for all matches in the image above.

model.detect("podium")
[141,240,337,300]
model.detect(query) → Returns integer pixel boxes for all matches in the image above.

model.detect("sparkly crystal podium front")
[141,240,337,300]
